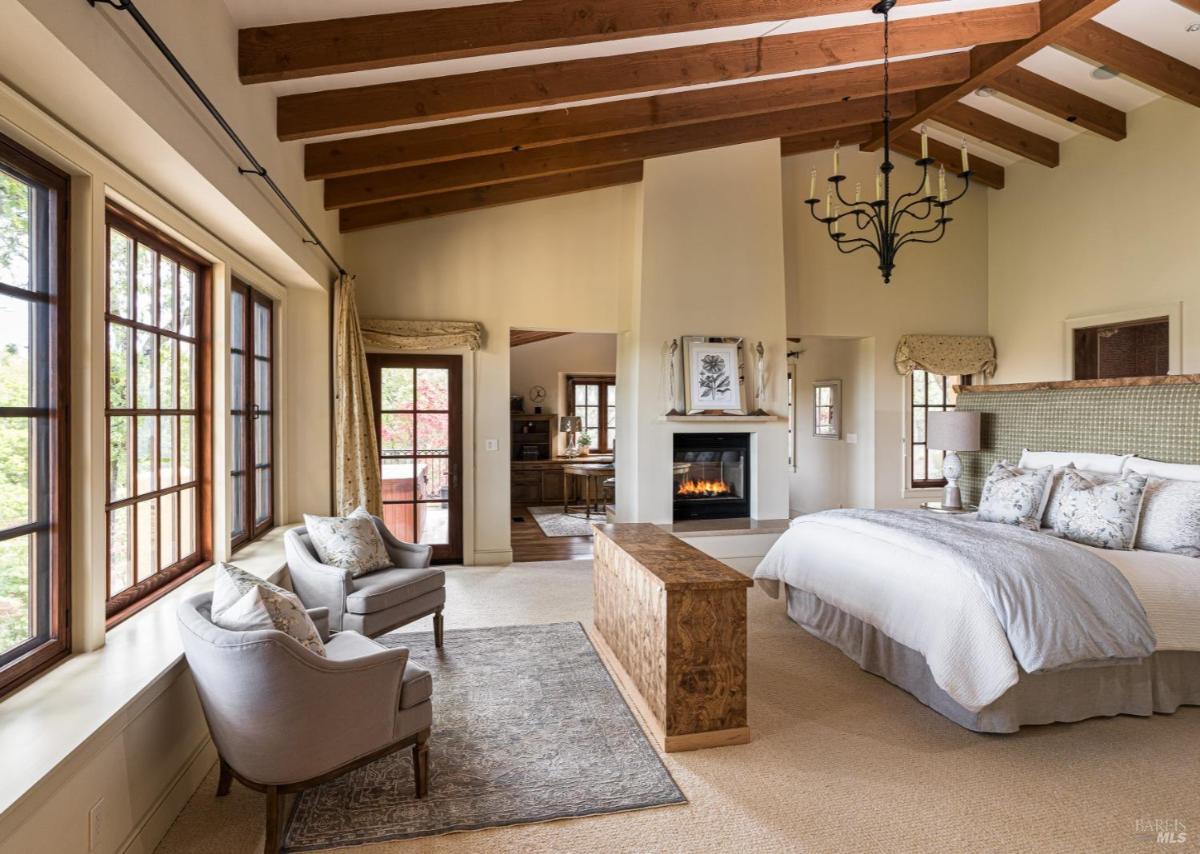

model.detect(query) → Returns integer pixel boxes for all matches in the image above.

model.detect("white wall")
[988,97,1200,383]
[782,148,991,508]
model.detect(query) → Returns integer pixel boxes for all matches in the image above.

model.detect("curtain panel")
[334,277,383,516]
[360,318,484,352]
[894,334,997,378]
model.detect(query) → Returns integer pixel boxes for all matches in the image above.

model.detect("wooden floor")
[510,505,595,563]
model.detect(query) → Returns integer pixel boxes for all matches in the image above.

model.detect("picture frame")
[681,336,746,414]
[812,380,842,439]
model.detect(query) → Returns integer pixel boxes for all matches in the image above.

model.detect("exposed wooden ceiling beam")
[934,102,1059,166]
[890,130,1005,189]
[277,5,1039,141]
[989,67,1125,139]
[1056,22,1200,108]
[325,94,913,209]
[240,0,943,84]
[305,53,968,180]
[781,125,874,157]
[511,330,575,348]
[1169,0,1200,14]
[339,163,644,232]
[862,0,1124,151]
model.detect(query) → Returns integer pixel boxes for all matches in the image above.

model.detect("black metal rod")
[86,0,347,278]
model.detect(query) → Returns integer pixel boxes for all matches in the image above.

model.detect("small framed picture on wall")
[812,380,841,439]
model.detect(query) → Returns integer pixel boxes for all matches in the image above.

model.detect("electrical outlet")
[484,438,499,452]
[88,799,105,852]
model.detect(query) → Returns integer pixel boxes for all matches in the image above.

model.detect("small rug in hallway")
[528,506,601,537]
[281,622,685,851]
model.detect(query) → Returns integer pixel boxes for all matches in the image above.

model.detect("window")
[567,375,616,453]
[230,280,273,549]
[909,369,969,489]
[105,207,209,621]
[0,133,70,696]
[1073,317,1169,380]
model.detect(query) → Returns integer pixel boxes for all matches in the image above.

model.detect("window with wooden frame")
[0,133,70,697]
[230,280,274,549]
[909,369,970,489]
[566,375,616,453]
[105,207,210,622]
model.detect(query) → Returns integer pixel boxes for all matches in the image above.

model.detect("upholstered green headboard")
[955,376,1200,504]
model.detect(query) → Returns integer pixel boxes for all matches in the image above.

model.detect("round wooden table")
[562,463,616,519]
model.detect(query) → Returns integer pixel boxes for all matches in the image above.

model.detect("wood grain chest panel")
[592,524,751,751]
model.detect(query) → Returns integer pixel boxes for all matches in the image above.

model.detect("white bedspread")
[754,516,1200,712]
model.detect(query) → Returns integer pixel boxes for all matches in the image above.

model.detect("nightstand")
[920,502,977,514]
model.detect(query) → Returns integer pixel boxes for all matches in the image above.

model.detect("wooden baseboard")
[586,624,751,753]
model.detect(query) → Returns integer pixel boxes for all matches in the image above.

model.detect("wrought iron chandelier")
[805,0,973,284]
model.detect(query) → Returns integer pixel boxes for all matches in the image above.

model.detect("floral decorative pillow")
[1041,464,1120,531]
[1054,469,1149,551]
[303,506,391,577]
[1134,477,1200,558]
[976,460,1054,530]
[210,563,326,656]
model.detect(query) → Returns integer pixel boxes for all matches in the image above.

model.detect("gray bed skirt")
[784,585,1200,733]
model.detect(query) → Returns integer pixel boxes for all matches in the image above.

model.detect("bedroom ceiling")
[225,0,1200,230]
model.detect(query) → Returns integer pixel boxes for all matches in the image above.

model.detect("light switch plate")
[485,439,499,452]
[846,433,858,444]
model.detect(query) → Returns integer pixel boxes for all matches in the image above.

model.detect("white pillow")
[1019,449,1132,475]
[1053,469,1149,551]
[1040,464,1120,531]
[303,506,392,577]
[977,460,1054,530]
[1135,477,1200,558]
[1124,458,1200,483]
[211,563,326,656]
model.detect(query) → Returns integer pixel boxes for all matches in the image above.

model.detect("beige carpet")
[157,560,1200,854]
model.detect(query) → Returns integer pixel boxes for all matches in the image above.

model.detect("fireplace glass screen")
[672,433,751,520]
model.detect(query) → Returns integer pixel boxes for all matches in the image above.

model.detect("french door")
[368,354,463,563]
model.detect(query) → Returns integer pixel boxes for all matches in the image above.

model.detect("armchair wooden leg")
[264,786,281,854]
[433,607,444,648]
[413,729,430,799]
[216,758,233,797]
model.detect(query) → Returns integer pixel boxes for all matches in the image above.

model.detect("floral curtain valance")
[360,318,484,352]
[894,334,997,378]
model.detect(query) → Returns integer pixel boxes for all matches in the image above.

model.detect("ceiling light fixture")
[803,0,972,285]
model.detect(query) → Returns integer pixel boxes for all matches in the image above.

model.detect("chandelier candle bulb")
[921,125,929,159]
[809,167,816,199]
[939,165,947,202]
[833,141,840,175]
[961,139,969,173]
[825,187,832,218]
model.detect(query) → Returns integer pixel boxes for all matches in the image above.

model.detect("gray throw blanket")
[819,510,1156,673]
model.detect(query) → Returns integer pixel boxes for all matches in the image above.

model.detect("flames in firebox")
[676,479,733,498]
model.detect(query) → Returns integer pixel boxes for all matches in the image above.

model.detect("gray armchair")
[285,515,446,645]
[178,592,432,854]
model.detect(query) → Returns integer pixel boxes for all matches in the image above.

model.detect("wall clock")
[528,385,547,405]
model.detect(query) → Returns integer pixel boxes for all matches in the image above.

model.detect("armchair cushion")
[345,567,446,615]
[323,632,432,709]
[303,506,392,577]
[211,563,326,657]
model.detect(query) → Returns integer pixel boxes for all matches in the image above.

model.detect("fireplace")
[672,433,751,521]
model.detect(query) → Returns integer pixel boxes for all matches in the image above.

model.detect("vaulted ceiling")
[226,0,1200,231]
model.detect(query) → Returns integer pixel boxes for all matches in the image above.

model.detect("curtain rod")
[87,0,348,279]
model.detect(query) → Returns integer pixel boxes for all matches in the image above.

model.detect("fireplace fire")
[672,432,750,521]
[676,478,733,497]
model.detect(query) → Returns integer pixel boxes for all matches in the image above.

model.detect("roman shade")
[360,319,484,352]
[894,334,997,378]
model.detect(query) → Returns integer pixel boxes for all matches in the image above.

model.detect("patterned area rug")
[528,506,601,537]
[282,622,685,850]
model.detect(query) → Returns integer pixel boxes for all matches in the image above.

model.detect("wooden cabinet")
[510,456,614,506]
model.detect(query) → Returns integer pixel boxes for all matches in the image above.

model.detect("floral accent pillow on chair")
[210,563,326,656]
[303,506,392,577]
[1053,469,1149,550]
[976,460,1054,530]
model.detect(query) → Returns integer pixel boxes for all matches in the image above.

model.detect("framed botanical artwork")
[812,380,841,439]
[682,336,746,414]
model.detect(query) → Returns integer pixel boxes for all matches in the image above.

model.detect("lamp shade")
[926,410,981,452]
[559,416,582,433]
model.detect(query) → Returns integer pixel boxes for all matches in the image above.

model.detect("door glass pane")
[159,337,176,409]
[0,294,30,407]
[230,351,244,411]
[418,502,449,545]
[380,413,414,454]
[231,414,245,474]
[0,174,31,290]
[158,257,176,332]
[255,358,270,409]
[136,415,156,494]
[179,268,195,336]
[136,499,157,582]
[180,415,194,483]
[0,417,30,528]
[255,414,270,465]
[136,245,155,325]
[179,341,193,409]
[159,492,178,570]
[108,324,132,408]
[417,368,448,410]
[109,507,132,595]
[417,413,449,454]
[230,288,244,351]
[380,368,414,410]
[382,503,416,543]
[417,457,449,501]
[255,467,271,524]
[253,302,270,357]
[231,473,246,539]
[136,330,156,408]
[109,231,133,317]
[109,416,131,502]
[180,487,196,558]
[160,415,177,488]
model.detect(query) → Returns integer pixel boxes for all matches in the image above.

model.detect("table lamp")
[926,410,981,510]
[560,416,582,458]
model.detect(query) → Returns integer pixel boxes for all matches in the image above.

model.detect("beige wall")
[510,331,617,425]
[782,147,991,507]
[346,187,640,563]
[988,97,1200,384]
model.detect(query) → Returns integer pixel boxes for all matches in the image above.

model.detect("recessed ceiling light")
[1091,65,1119,80]
[975,86,996,97]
